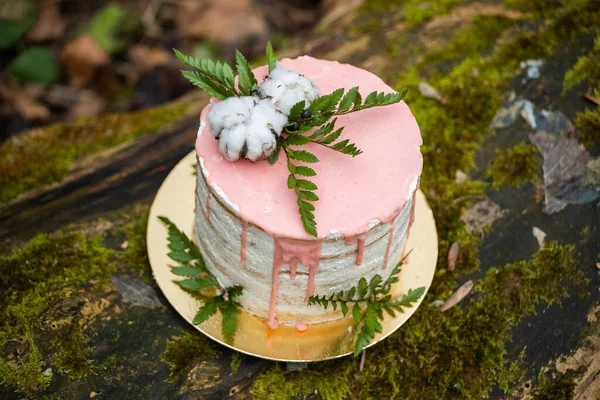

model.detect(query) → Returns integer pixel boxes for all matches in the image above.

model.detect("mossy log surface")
[1,1,600,399]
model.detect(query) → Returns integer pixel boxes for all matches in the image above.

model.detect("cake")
[193,56,422,330]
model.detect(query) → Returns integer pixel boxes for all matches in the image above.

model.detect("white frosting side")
[194,162,414,325]
[197,120,205,138]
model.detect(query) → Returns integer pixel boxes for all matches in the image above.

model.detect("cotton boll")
[210,97,288,161]
[252,99,287,134]
[274,86,308,116]
[206,64,321,162]
[244,123,276,161]
[258,79,286,102]
[259,65,320,115]
[268,64,299,84]
[206,97,255,138]
[218,124,247,161]
[296,75,319,99]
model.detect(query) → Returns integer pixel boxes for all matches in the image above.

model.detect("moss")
[0,232,115,394]
[424,15,514,65]
[402,0,461,25]
[123,215,152,282]
[0,101,191,204]
[490,0,599,70]
[359,0,460,23]
[503,0,563,15]
[532,368,578,400]
[162,332,221,383]
[487,142,541,189]
[492,31,553,68]
[251,363,350,400]
[0,232,114,310]
[0,331,51,394]
[563,32,599,148]
[574,107,600,150]
[563,34,600,92]
[0,234,113,309]
[230,352,244,374]
[51,321,94,380]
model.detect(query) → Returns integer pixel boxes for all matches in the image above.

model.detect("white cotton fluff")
[258,63,320,115]
[206,64,320,162]
[206,96,255,139]
[210,97,288,162]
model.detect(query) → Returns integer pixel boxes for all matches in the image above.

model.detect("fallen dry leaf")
[129,44,170,71]
[126,44,172,84]
[418,81,447,104]
[25,4,65,42]
[441,280,474,312]
[455,169,468,184]
[532,226,546,248]
[447,242,459,271]
[68,90,106,119]
[14,94,50,120]
[45,84,80,108]
[584,92,600,105]
[177,0,268,48]
[0,83,49,121]
[120,240,129,249]
[359,348,366,372]
[61,34,110,87]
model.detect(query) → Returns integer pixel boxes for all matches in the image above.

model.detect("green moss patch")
[229,352,244,375]
[359,0,460,23]
[0,232,115,394]
[402,0,461,25]
[493,0,599,71]
[487,142,541,189]
[563,34,599,149]
[123,216,152,282]
[424,15,515,65]
[563,34,600,93]
[251,363,350,400]
[0,102,190,204]
[532,368,579,400]
[575,108,600,149]
[162,332,221,383]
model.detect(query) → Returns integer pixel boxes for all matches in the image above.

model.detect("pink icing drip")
[289,260,298,280]
[240,219,247,265]
[267,238,322,329]
[305,263,320,303]
[267,258,281,330]
[405,177,419,242]
[295,321,308,332]
[383,219,396,270]
[345,233,367,265]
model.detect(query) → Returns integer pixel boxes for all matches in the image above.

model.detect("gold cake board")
[147,151,438,362]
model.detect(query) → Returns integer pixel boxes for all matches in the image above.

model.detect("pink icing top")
[196,56,422,239]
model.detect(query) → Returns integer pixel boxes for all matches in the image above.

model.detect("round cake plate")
[147,151,438,362]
